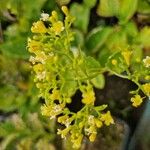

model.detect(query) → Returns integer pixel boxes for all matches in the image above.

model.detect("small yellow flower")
[131,95,143,107]
[50,89,60,100]
[31,21,47,33]
[100,111,114,126]
[142,83,150,96]
[89,133,97,142]
[41,104,51,116]
[57,127,70,139]
[82,90,95,104]
[121,51,132,66]
[111,59,117,65]
[143,56,150,68]
[95,118,103,128]
[51,21,64,35]
[71,134,83,149]
[33,64,44,73]
[27,39,41,53]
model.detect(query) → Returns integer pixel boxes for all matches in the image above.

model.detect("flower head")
[131,95,143,107]
[31,21,47,33]
[100,111,114,126]
[51,21,64,35]
[82,89,95,105]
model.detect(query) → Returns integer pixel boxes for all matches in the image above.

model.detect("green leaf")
[98,47,112,66]
[85,26,113,53]
[70,3,90,33]
[95,104,108,111]
[61,69,77,97]
[97,0,120,17]
[124,21,138,38]
[91,74,105,89]
[0,37,29,59]
[119,0,138,24]
[84,56,101,70]
[136,26,150,48]
[72,29,84,47]
[137,0,150,14]
[106,52,127,74]
[83,0,97,8]
[105,27,127,50]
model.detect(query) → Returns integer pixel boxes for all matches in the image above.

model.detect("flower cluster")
[28,6,150,149]
[28,6,114,148]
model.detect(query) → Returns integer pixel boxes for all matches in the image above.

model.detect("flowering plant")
[28,6,150,149]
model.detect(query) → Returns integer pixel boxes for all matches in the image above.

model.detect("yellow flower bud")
[131,95,143,107]
[52,11,58,20]
[61,6,69,16]
[89,133,97,142]
[111,59,117,65]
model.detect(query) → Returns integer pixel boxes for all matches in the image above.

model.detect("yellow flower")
[50,89,60,100]
[111,59,117,65]
[100,111,114,126]
[82,90,95,105]
[51,21,64,35]
[89,133,97,142]
[27,39,41,53]
[143,56,150,68]
[95,118,103,128]
[131,95,143,107]
[121,51,132,66]
[31,21,47,33]
[142,83,150,96]
[71,134,83,149]
[33,64,44,73]
[41,104,51,116]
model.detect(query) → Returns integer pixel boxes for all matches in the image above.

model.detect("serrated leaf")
[85,27,113,53]
[91,74,105,89]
